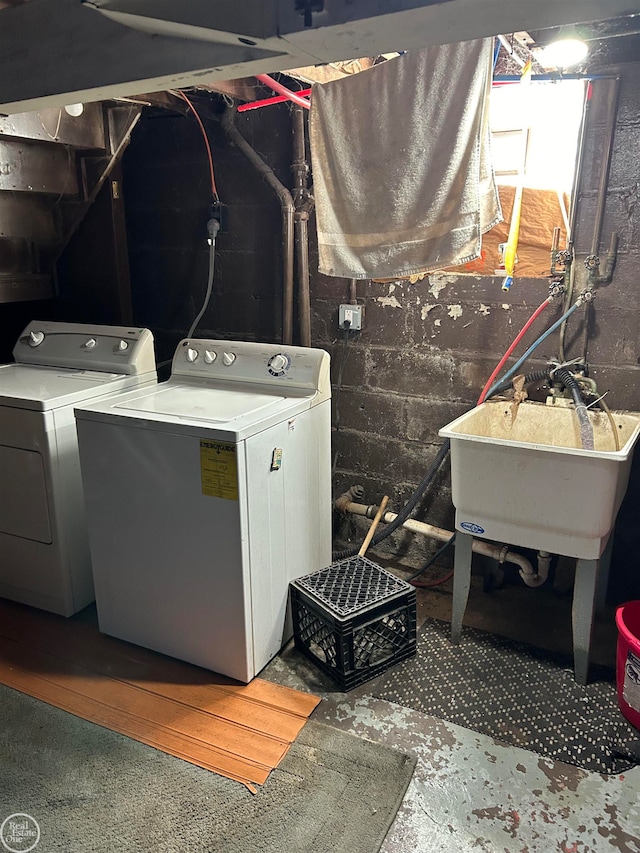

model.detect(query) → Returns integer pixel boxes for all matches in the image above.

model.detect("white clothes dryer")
[0,321,157,616]
[75,338,331,682]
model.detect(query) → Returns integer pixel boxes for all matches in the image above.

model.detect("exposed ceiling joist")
[1,0,640,114]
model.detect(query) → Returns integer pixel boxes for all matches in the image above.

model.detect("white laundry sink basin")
[439,400,640,559]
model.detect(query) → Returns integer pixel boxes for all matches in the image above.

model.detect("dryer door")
[0,443,52,543]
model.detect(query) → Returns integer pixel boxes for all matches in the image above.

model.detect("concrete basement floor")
[261,561,640,853]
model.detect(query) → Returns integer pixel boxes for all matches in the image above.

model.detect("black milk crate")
[290,555,417,691]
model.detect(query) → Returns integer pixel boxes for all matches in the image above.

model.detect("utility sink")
[439,400,640,559]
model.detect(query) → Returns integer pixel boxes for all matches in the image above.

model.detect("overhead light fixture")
[538,25,589,69]
[64,103,84,117]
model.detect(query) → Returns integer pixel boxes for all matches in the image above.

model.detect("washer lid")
[115,384,287,423]
[75,378,316,440]
[0,363,142,411]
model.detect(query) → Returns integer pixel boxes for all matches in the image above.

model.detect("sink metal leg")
[572,557,599,685]
[595,535,614,613]
[451,531,473,645]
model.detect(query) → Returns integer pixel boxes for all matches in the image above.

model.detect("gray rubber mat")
[372,618,639,775]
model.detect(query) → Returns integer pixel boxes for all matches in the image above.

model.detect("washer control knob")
[186,347,199,363]
[204,350,217,364]
[29,331,45,347]
[85,338,97,349]
[270,354,288,372]
[222,352,236,366]
[117,339,129,351]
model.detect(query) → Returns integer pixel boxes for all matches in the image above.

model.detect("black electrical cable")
[332,438,451,561]
[188,221,220,339]
[406,533,456,582]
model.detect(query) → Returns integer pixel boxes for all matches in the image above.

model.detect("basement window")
[466,78,587,278]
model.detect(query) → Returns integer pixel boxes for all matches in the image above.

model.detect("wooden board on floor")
[0,600,319,789]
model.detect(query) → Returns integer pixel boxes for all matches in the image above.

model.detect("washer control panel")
[172,339,330,398]
[14,321,157,377]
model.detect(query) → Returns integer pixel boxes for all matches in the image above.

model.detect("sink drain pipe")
[335,495,540,583]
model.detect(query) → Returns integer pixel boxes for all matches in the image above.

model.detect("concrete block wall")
[114,58,640,597]
[121,103,293,365]
[314,61,640,596]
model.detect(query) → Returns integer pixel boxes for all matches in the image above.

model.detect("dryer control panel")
[172,339,330,402]
[14,321,157,377]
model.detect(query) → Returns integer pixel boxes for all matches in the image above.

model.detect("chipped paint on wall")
[478,304,491,316]
[447,304,463,320]
[375,295,403,308]
[434,319,442,327]
[501,303,511,311]
[421,304,439,320]
[428,275,449,299]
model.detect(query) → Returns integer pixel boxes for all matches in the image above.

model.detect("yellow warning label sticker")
[199,440,238,500]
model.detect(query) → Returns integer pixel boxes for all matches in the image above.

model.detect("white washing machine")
[0,321,157,616]
[75,338,332,682]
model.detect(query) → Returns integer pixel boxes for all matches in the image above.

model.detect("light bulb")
[538,36,588,69]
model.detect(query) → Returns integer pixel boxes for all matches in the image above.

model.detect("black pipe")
[295,213,311,346]
[292,104,306,178]
[590,76,621,259]
[558,84,590,362]
[578,77,620,364]
[221,108,294,345]
[292,105,313,347]
[567,84,590,253]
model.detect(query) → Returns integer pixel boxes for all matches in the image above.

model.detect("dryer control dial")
[186,347,199,363]
[117,339,129,351]
[85,338,97,349]
[29,331,45,347]
[204,350,217,364]
[222,352,236,366]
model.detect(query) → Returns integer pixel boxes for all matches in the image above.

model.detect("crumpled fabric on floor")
[310,39,502,280]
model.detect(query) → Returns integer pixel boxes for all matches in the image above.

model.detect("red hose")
[409,570,454,588]
[255,74,311,110]
[477,298,551,405]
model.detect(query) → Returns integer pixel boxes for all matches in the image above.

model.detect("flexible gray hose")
[553,367,594,451]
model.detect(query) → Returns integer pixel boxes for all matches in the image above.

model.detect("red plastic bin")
[615,600,640,730]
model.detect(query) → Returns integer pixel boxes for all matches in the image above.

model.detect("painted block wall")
[121,104,293,367]
[53,56,640,601]
[312,62,640,597]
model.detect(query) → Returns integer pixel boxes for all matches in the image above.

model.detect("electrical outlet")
[339,304,363,330]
